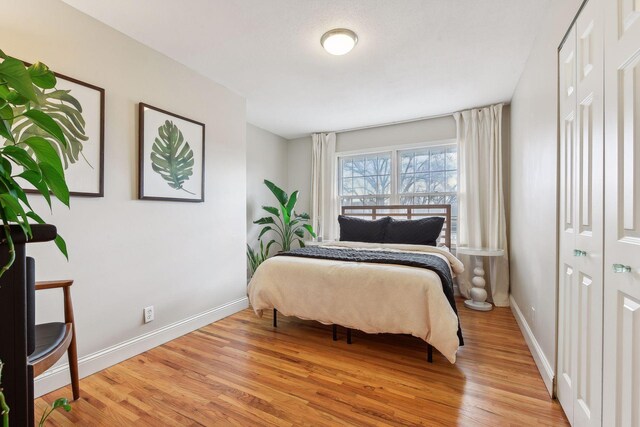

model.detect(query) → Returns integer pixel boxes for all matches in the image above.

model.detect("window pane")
[445,147,457,171]
[401,175,414,193]
[400,196,413,205]
[429,172,445,192]
[365,158,377,175]
[380,175,390,194]
[416,153,429,172]
[400,153,414,174]
[353,159,365,175]
[353,177,364,195]
[430,148,445,171]
[446,171,457,192]
[339,152,391,198]
[342,160,352,178]
[429,195,445,205]
[342,178,353,195]
[364,176,377,195]
[414,173,428,192]
[379,157,391,175]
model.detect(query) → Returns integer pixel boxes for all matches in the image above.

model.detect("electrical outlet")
[144,306,154,323]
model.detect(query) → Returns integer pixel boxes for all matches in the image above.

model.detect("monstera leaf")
[10,86,87,168]
[150,120,195,194]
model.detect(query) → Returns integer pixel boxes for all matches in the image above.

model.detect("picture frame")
[21,66,105,197]
[138,103,205,202]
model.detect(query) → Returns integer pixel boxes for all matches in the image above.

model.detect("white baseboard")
[509,294,555,397]
[35,296,249,397]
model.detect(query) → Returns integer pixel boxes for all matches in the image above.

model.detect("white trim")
[335,138,456,157]
[509,294,555,397]
[34,296,249,397]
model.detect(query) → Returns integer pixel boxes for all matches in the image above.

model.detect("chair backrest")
[26,256,35,356]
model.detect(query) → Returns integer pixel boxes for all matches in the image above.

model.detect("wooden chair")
[28,280,80,401]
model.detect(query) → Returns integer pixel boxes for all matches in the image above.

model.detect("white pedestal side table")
[456,247,504,311]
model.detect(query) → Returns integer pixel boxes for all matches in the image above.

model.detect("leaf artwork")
[150,120,195,194]
[10,85,88,169]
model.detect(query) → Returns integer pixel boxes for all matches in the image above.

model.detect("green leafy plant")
[37,397,71,427]
[253,179,315,254]
[1,49,73,426]
[246,239,274,277]
[0,50,70,275]
[12,83,87,169]
[150,120,195,194]
[0,362,8,427]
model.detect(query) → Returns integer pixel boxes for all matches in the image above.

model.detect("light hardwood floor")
[37,299,569,426]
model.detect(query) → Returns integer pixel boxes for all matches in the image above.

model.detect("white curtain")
[311,132,338,241]
[454,104,510,306]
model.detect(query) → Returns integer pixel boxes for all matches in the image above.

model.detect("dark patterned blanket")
[277,246,463,345]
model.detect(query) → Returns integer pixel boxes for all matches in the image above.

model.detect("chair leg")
[427,344,433,363]
[68,325,80,400]
[273,308,277,328]
[347,328,352,344]
[332,324,337,341]
[63,286,80,400]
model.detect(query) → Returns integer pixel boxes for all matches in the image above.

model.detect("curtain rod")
[318,102,508,135]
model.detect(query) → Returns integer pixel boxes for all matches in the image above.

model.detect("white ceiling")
[62,0,549,139]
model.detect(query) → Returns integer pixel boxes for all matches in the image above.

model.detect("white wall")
[287,136,314,216]
[246,124,289,249]
[509,0,582,395]
[2,0,248,395]
[337,116,456,153]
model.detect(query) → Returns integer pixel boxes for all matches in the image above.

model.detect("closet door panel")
[573,1,604,425]
[603,0,640,424]
[557,25,578,420]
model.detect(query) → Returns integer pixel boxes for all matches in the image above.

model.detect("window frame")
[336,138,457,206]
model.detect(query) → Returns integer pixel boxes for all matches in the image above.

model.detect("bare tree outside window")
[398,146,458,243]
[338,144,458,244]
[339,153,392,206]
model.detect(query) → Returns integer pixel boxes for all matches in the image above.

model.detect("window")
[338,143,458,242]
[339,153,392,206]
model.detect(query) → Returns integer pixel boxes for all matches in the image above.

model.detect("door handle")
[573,249,587,257]
[612,264,632,273]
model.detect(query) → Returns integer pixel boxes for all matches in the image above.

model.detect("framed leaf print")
[16,67,105,197]
[138,103,205,202]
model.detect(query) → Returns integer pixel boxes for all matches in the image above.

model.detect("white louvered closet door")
[557,0,604,425]
[602,0,640,425]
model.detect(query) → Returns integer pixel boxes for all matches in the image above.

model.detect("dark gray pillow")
[383,217,445,246]
[338,215,391,243]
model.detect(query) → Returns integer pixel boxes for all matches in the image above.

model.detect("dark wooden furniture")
[0,225,57,427]
[29,280,80,401]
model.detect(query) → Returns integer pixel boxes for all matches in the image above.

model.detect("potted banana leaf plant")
[247,180,315,277]
[0,50,74,426]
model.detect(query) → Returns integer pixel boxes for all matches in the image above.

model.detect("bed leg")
[427,344,433,363]
[273,308,277,328]
[347,328,352,344]
[332,324,337,341]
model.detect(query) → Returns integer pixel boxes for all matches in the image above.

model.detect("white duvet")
[247,241,465,363]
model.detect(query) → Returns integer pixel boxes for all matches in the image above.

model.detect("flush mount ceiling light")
[321,28,358,55]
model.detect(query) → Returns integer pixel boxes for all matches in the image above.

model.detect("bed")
[247,204,465,363]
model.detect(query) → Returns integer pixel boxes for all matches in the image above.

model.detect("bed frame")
[271,204,453,363]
